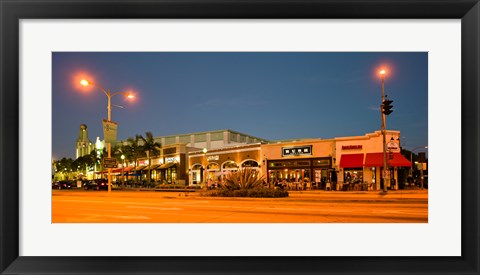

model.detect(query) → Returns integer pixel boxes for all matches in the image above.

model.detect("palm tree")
[88,148,106,177]
[112,143,133,189]
[126,135,143,179]
[139,132,161,183]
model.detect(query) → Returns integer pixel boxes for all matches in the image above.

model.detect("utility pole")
[379,69,393,192]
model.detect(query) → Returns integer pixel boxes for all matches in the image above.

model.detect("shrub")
[220,168,264,190]
[206,168,288,198]
[207,188,288,198]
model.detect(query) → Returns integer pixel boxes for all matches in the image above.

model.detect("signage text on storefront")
[387,141,400,152]
[166,157,176,163]
[282,145,312,157]
[207,155,219,161]
[342,145,362,150]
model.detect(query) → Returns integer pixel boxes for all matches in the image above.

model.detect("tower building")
[76,124,95,159]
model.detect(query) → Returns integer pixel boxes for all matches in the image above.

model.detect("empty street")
[52,190,428,223]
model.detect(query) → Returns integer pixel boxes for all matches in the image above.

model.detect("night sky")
[52,52,428,160]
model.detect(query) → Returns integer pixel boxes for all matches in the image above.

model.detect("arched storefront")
[206,162,220,181]
[241,159,259,170]
[191,163,203,185]
[221,161,239,179]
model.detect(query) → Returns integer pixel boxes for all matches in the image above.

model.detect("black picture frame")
[1,0,478,274]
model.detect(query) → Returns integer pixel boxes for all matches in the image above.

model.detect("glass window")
[230,133,238,142]
[179,135,190,144]
[210,132,223,141]
[164,167,176,184]
[165,137,176,145]
[344,169,363,184]
[242,160,259,168]
[223,161,238,169]
[313,158,331,166]
[207,163,220,170]
[194,134,206,142]
[295,161,311,166]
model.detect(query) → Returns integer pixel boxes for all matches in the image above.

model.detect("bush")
[204,169,288,198]
[218,168,264,190]
[207,188,289,198]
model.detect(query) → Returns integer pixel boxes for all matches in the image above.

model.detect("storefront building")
[111,129,268,186]
[117,143,191,185]
[261,139,335,189]
[335,130,411,190]
[260,130,411,190]
[78,128,412,190]
[188,144,262,186]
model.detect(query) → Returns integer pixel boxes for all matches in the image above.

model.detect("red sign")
[342,145,362,150]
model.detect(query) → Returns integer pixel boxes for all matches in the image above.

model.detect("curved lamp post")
[80,79,134,192]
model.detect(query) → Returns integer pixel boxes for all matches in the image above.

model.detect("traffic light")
[382,99,393,115]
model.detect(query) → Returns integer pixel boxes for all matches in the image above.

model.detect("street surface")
[52,190,428,223]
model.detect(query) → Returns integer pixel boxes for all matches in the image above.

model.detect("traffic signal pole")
[381,73,388,192]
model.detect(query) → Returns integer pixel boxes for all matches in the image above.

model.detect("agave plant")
[220,168,265,191]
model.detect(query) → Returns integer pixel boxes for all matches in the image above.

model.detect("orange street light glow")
[379,69,386,75]
[80,79,90,86]
[127,94,134,99]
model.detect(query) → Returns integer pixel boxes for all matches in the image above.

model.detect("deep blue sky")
[52,52,428,160]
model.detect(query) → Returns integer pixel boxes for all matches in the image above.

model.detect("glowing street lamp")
[202,148,208,190]
[80,79,135,192]
[121,154,125,190]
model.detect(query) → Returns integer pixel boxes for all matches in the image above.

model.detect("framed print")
[1,0,479,274]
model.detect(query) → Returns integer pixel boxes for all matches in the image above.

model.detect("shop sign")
[102,119,118,144]
[387,141,400,152]
[207,155,219,161]
[165,157,176,163]
[342,145,362,150]
[282,145,312,157]
[102,157,118,168]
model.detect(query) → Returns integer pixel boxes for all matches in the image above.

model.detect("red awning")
[339,154,364,168]
[95,168,122,174]
[390,153,412,167]
[111,168,123,173]
[365,153,383,167]
[365,153,412,167]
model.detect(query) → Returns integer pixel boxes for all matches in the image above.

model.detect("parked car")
[52,180,73,190]
[83,179,108,190]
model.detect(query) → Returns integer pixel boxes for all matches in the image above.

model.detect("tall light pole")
[202,148,208,190]
[80,79,134,192]
[379,69,388,192]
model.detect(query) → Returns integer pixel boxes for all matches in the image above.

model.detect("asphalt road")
[52,190,428,223]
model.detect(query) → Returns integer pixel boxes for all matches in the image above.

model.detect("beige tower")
[76,124,94,159]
